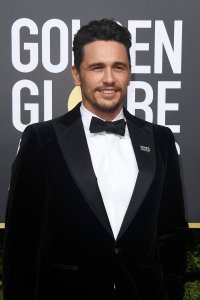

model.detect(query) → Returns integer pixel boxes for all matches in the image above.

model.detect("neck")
[93,110,122,121]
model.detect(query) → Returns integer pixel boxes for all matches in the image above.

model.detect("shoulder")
[22,103,80,138]
[124,107,175,149]
[24,102,81,135]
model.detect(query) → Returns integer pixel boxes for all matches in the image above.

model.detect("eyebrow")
[88,62,129,69]
[88,63,104,69]
[113,62,129,68]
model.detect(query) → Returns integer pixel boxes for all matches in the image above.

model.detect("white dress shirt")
[80,104,138,239]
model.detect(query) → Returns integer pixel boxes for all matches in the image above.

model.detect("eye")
[93,66,102,70]
[90,64,104,71]
[114,65,126,71]
[116,66,124,70]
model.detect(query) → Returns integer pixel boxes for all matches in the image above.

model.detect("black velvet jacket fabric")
[3,103,188,300]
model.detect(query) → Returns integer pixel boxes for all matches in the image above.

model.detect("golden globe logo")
[11,18,182,154]
[68,86,82,111]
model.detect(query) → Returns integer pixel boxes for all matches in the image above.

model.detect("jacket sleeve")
[3,124,45,300]
[157,127,188,300]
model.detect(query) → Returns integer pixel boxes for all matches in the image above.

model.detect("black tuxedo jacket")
[3,103,188,300]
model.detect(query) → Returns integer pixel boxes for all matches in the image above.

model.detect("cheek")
[81,82,94,97]
[83,79,98,92]
[115,74,130,86]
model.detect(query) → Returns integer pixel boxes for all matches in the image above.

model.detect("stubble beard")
[93,97,124,113]
[92,87,125,113]
[81,84,126,116]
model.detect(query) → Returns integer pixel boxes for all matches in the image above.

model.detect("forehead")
[82,40,129,64]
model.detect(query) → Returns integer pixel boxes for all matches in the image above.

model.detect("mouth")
[101,89,116,94]
[96,88,120,99]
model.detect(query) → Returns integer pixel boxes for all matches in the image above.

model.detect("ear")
[71,66,81,86]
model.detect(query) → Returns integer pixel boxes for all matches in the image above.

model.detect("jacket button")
[114,247,120,254]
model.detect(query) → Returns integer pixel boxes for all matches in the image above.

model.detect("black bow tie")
[89,116,126,136]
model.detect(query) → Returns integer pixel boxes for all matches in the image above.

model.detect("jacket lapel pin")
[140,145,151,152]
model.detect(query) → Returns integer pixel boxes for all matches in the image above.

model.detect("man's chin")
[95,100,123,113]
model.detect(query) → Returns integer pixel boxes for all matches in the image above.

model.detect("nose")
[102,68,115,85]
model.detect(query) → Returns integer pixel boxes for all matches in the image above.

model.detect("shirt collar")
[80,102,126,132]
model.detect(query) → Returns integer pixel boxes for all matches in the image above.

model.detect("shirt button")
[114,247,120,254]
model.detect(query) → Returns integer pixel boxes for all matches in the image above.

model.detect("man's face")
[72,40,131,120]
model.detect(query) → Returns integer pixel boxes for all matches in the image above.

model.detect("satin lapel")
[53,107,113,238]
[117,113,156,241]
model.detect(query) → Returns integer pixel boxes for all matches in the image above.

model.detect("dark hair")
[73,18,132,70]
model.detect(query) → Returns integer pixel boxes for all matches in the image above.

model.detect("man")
[3,19,188,300]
